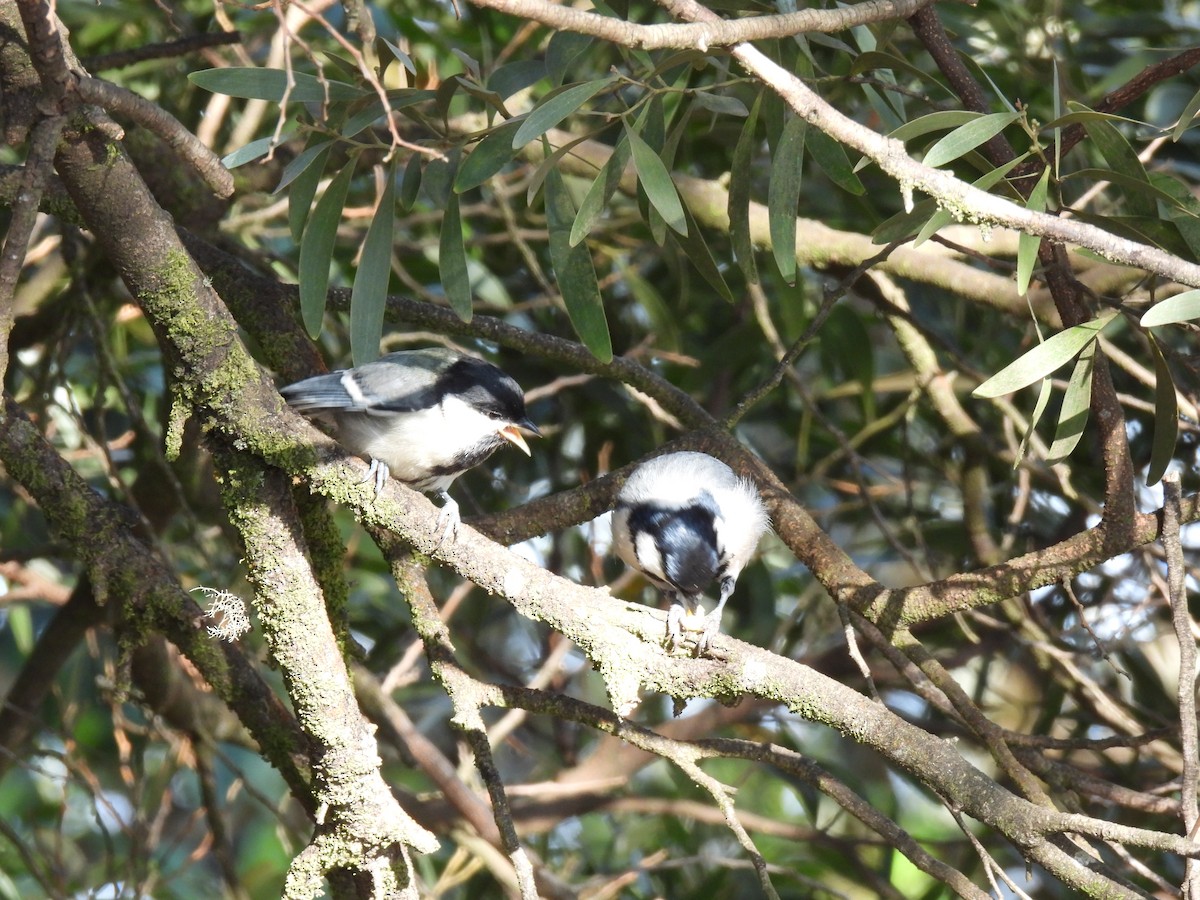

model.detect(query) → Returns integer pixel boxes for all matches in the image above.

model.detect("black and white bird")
[611,451,769,654]
[281,347,539,540]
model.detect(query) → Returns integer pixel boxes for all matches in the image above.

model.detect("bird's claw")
[664,603,723,657]
[433,493,461,548]
[363,458,389,497]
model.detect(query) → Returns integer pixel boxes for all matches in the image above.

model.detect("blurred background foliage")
[3,0,1200,896]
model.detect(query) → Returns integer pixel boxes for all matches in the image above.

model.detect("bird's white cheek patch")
[633,532,666,580]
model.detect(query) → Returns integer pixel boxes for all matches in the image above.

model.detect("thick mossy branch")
[214,451,440,877]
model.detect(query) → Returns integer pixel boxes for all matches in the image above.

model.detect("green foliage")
[6,0,1200,896]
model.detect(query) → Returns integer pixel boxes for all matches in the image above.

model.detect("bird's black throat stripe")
[626,500,721,597]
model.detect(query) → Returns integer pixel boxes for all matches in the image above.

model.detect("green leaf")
[850,50,941,88]
[1045,340,1095,462]
[1016,168,1051,296]
[922,111,1021,169]
[7,605,32,656]
[626,123,687,237]
[511,78,614,150]
[729,94,762,284]
[189,67,365,102]
[488,60,547,100]
[806,128,864,195]
[672,204,734,303]
[276,139,334,194]
[350,163,396,366]
[545,167,612,361]
[873,197,939,244]
[692,91,749,118]
[769,115,807,284]
[545,31,593,86]
[223,136,275,169]
[382,39,416,75]
[1062,168,1183,211]
[288,144,331,243]
[1140,289,1200,327]
[439,192,473,322]
[571,136,631,246]
[525,132,593,205]
[973,314,1116,398]
[1081,115,1157,217]
[455,119,524,192]
[1172,84,1200,142]
[1041,108,1149,130]
[1146,335,1179,485]
[1017,375,1054,463]
[421,155,453,207]
[399,152,423,212]
[298,156,357,338]
[1153,172,1200,258]
[889,110,980,144]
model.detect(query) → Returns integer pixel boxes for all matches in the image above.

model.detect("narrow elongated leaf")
[545,31,593,86]
[298,156,357,338]
[288,144,330,243]
[1016,168,1051,296]
[190,67,364,102]
[626,123,687,237]
[1153,172,1200,258]
[1082,116,1157,217]
[769,115,807,284]
[525,132,593,205]
[850,50,939,87]
[729,94,762,284]
[512,78,614,150]
[223,137,275,169]
[806,128,864,195]
[439,193,473,322]
[922,111,1021,169]
[672,204,734,303]
[1017,375,1054,464]
[692,91,749,118]
[570,136,631,246]
[350,164,397,366]
[889,110,980,144]
[973,314,1116,398]
[545,167,612,361]
[1062,168,1183,210]
[399,153,423,212]
[455,119,524,192]
[1172,84,1200,141]
[1140,289,1200,326]
[1046,340,1095,461]
[1146,335,1179,485]
[488,60,547,100]
[382,40,416,74]
[276,139,334,194]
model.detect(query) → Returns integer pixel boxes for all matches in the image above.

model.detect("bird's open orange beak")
[499,420,539,456]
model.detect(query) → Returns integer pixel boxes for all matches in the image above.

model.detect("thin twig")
[1163,471,1200,896]
[0,112,63,385]
[76,76,233,197]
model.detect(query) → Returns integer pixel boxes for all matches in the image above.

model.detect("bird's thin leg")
[664,592,685,651]
[433,490,461,546]
[696,576,736,655]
